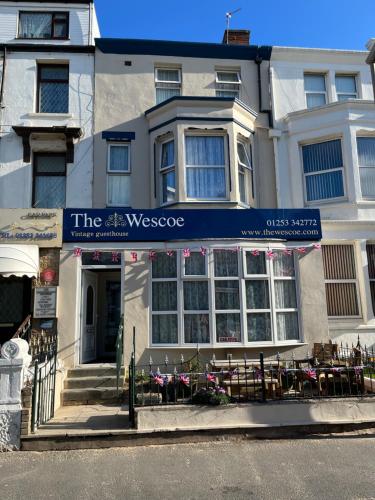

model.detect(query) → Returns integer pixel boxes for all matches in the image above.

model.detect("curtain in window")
[305,171,344,201]
[214,250,238,277]
[184,314,210,343]
[107,175,130,206]
[357,137,375,197]
[274,281,297,309]
[277,312,299,341]
[34,176,65,208]
[215,281,240,309]
[152,282,177,311]
[273,252,295,277]
[152,315,178,344]
[216,313,241,342]
[109,146,129,171]
[304,75,326,92]
[306,94,326,108]
[246,252,266,275]
[162,170,176,203]
[157,69,179,82]
[247,313,272,342]
[184,282,209,310]
[19,13,51,38]
[161,141,174,168]
[156,88,180,105]
[245,280,269,309]
[186,136,226,198]
[336,75,356,94]
[152,253,177,278]
[184,253,205,275]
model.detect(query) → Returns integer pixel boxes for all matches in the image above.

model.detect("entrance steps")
[62,365,124,405]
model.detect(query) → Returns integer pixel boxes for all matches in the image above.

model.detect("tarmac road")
[0,437,375,500]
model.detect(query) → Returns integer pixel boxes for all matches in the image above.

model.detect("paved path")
[1,438,375,499]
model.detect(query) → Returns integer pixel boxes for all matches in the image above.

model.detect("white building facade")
[270,46,375,348]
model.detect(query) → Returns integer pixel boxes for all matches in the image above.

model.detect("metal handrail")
[12,314,32,340]
[116,315,124,396]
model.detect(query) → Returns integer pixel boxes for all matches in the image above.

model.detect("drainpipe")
[0,46,6,109]
[270,130,282,208]
[254,55,273,129]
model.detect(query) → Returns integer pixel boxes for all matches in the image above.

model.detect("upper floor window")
[33,153,66,208]
[37,64,69,113]
[215,71,241,99]
[304,73,327,108]
[160,139,175,204]
[185,135,227,200]
[19,12,68,39]
[155,68,181,104]
[335,74,358,101]
[302,139,345,202]
[357,137,375,198]
[107,143,131,207]
[237,142,252,204]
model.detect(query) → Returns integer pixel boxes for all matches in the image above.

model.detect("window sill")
[305,198,348,208]
[150,342,307,349]
[26,113,73,119]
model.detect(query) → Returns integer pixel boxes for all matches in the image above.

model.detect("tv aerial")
[225,8,242,44]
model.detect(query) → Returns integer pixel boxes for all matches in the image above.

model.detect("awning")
[0,245,39,278]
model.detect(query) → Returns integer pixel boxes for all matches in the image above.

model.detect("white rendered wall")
[0,51,94,208]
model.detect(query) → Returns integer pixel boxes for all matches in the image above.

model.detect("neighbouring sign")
[63,208,322,242]
[33,287,58,318]
[0,209,62,247]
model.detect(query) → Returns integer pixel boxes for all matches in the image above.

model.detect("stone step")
[67,366,118,378]
[64,376,124,390]
[62,388,121,405]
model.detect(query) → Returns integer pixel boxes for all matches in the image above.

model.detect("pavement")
[34,404,130,436]
[1,438,375,500]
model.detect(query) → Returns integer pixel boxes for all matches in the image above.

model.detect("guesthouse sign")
[33,287,58,319]
[63,208,322,242]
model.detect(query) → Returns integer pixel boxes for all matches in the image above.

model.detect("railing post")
[129,352,136,428]
[260,352,266,402]
[31,360,39,433]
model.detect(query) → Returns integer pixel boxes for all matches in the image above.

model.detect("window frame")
[150,248,301,348]
[304,72,327,109]
[215,70,241,99]
[366,244,375,316]
[37,63,69,114]
[18,11,69,40]
[322,243,361,319]
[237,140,253,205]
[301,137,347,205]
[32,152,67,208]
[357,136,375,200]
[159,138,176,206]
[106,142,131,207]
[154,67,182,104]
[335,74,358,101]
[184,131,229,201]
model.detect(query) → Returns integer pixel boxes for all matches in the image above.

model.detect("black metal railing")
[128,342,375,426]
[116,315,124,396]
[31,341,57,432]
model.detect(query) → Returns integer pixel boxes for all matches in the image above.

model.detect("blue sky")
[95,0,374,50]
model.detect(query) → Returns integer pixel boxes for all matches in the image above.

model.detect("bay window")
[322,245,360,317]
[107,143,131,206]
[357,137,375,198]
[151,248,300,346]
[160,139,175,204]
[366,244,375,315]
[302,139,345,202]
[237,141,252,204]
[185,135,227,199]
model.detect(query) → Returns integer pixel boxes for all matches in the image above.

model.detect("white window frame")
[215,70,241,99]
[160,138,176,206]
[184,131,229,201]
[150,248,301,348]
[155,67,181,103]
[237,141,253,205]
[322,243,361,319]
[304,73,327,109]
[357,136,375,200]
[301,138,346,205]
[106,142,131,207]
[335,74,358,101]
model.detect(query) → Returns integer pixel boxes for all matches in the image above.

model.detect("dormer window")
[18,12,69,39]
[215,71,241,99]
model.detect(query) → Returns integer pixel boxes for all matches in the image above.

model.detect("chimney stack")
[222,29,250,46]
